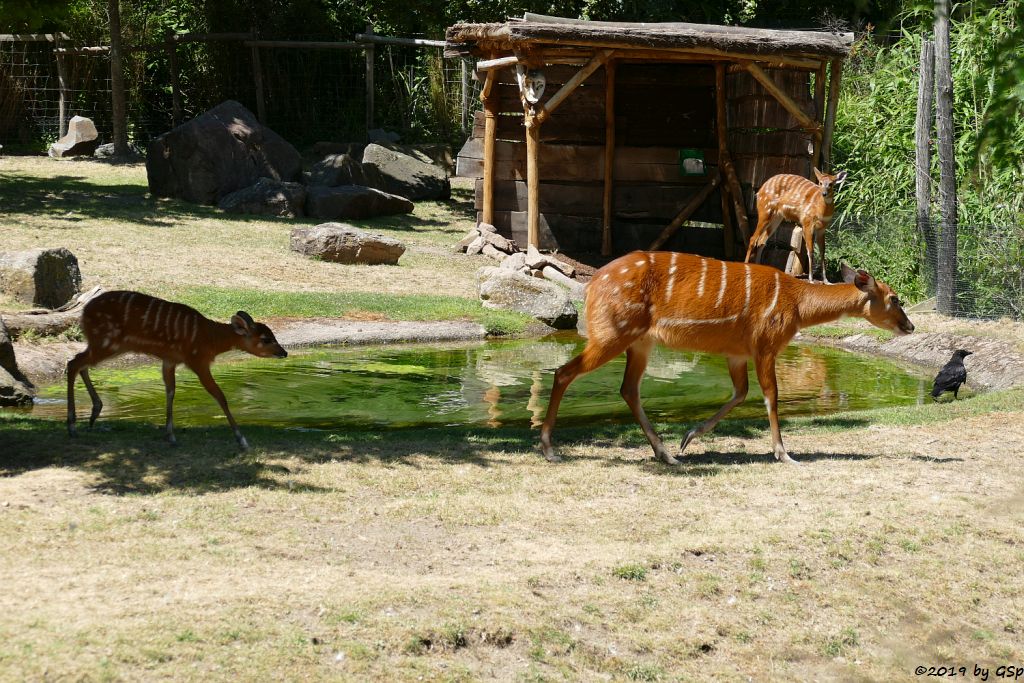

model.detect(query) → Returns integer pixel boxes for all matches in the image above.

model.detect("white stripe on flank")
[697,259,708,298]
[122,293,136,325]
[142,298,156,327]
[715,261,727,308]
[620,267,630,275]
[172,309,182,340]
[666,252,679,300]
[742,264,752,314]
[634,259,646,266]
[190,314,199,343]
[763,272,781,319]
[153,302,166,334]
[659,314,739,327]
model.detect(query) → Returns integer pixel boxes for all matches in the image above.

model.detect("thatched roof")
[446,13,854,61]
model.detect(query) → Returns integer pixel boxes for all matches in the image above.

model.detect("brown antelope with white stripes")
[67,291,287,449]
[744,168,847,284]
[539,252,914,465]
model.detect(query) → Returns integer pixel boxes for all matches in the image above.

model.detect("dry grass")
[2,397,1024,681]
[0,156,481,310]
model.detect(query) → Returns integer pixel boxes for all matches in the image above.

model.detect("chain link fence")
[0,33,479,153]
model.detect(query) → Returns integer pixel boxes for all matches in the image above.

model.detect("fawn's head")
[231,311,288,358]
[841,264,915,336]
[813,167,848,200]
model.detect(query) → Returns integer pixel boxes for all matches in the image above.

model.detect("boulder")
[309,153,370,187]
[305,185,413,220]
[94,142,143,160]
[477,267,578,329]
[0,248,82,309]
[48,115,99,158]
[290,223,405,265]
[368,128,401,144]
[361,143,450,201]
[0,318,34,407]
[312,141,366,160]
[146,100,301,204]
[217,178,306,218]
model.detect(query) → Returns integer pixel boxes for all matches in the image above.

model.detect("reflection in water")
[27,334,931,431]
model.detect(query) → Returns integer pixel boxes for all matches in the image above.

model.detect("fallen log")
[1,285,104,338]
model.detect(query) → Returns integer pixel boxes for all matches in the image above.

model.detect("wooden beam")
[477,54,519,71]
[602,59,616,256]
[535,49,613,124]
[811,62,827,169]
[354,33,445,48]
[481,68,498,226]
[821,58,843,172]
[525,109,541,249]
[716,63,750,247]
[54,38,67,138]
[744,62,819,134]
[648,175,720,250]
[243,39,362,49]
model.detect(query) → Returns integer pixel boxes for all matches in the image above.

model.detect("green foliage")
[612,563,647,581]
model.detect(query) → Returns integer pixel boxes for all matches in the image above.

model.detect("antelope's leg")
[192,364,249,450]
[681,356,749,454]
[540,335,635,462]
[754,354,796,464]
[81,369,103,429]
[619,337,674,465]
[815,228,831,284]
[803,221,818,283]
[162,360,178,446]
[66,351,87,436]
[67,348,108,436]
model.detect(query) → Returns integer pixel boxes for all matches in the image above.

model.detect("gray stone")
[146,100,301,204]
[309,154,369,187]
[94,142,143,160]
[0,248,82,309]
[361,143,450,201]
[500,252,528,272]
[290,223,405,265]
[0,318,14,373]
[48,116,99,158]
[305,185,413,220]
[312,141,366,160]
[368,128,401,144]
[477,267,578,329]
[218,178,306,218]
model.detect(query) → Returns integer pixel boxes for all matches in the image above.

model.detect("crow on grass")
[931,349,972,400]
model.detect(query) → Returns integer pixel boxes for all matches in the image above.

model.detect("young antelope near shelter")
[67,291,287,449]
[540,252,914,464]
[744,168,847,284]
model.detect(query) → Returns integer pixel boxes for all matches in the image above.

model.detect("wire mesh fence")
[830,215,1024,320]
[0,33,479,153]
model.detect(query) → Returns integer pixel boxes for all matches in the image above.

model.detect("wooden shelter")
[446,14,853,270]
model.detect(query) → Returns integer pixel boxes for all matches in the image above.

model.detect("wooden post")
[812,62,827,170]
[716,63,749,248]
[55,38,67,138]
[785,226,806,277]
[915,38,937,293]
[460,59,469,133]
[821,59,843,172]
[720,174,734,259]
[934,0,957,315]
[167,34,182,127]
[250,32,266,124]
[602,60,616,256]
[525,107,541,249]
[481,68,497,226]
[365,25,375,134]
[108,0,129,156]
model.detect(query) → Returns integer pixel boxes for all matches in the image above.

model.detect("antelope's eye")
[891,297,901,307]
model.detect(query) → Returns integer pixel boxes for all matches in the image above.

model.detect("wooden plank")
[536,50,613,124]
[603,60,616,256]
[734,154,811,186]
[744,62,819,135]
[727,96,808,130]
[649,175,720,250]
[727,130,813,156]
[355,33,445,47]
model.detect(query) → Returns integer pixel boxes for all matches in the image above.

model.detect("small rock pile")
[457,223,584,298]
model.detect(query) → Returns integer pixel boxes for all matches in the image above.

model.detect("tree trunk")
[934,0,958,315]
[915,37,937,295]
[108,0,129,156]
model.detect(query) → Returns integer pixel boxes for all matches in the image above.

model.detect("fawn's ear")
[842,266,877,294]
[231,311,254,335]
[813,167,824,182]
[834,170,848,188]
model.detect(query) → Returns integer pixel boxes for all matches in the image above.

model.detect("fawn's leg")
[191,364,249,450]
[162,360,178,445]
[754,353,796,464]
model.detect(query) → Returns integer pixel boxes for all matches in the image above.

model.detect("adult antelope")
[744,168,847,284]
[539,252,914,465]
[67,291,287,449]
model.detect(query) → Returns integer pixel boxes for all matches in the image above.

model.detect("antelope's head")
[813,167,848,200]
[231,311,288,358]
[841,264,915,336]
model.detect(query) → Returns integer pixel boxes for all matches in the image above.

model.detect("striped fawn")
[744,168,847,284]
[67,291,287,449]
[539,252,913,464]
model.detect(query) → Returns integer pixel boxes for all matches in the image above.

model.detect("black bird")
[931,349,972,400]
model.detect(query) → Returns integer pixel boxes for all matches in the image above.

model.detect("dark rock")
[146,100,301,204]
[48,116,99,158]
[309,154,369,187]
[218,178,306,218]
[290,223,406,265]
[94,142,143,160]
[368,128,401,143]
[0,248,82,309]
[305,185,413,220]
[311,141,366,160]
[477,267,578,329]
[0,318,35,406]
[361,143,450,201]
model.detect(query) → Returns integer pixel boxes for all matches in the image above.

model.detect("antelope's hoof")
[776,452,800,465]
[657,450,679,466]
[541,449,562,463]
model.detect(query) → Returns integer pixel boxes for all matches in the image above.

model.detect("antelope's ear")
[231,311,254,335]
[835,170,848,187]
[852,269,877,293]
[813,167,824,181]
[840,262,858,283]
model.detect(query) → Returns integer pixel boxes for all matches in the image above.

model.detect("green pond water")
[30,334,931,431]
